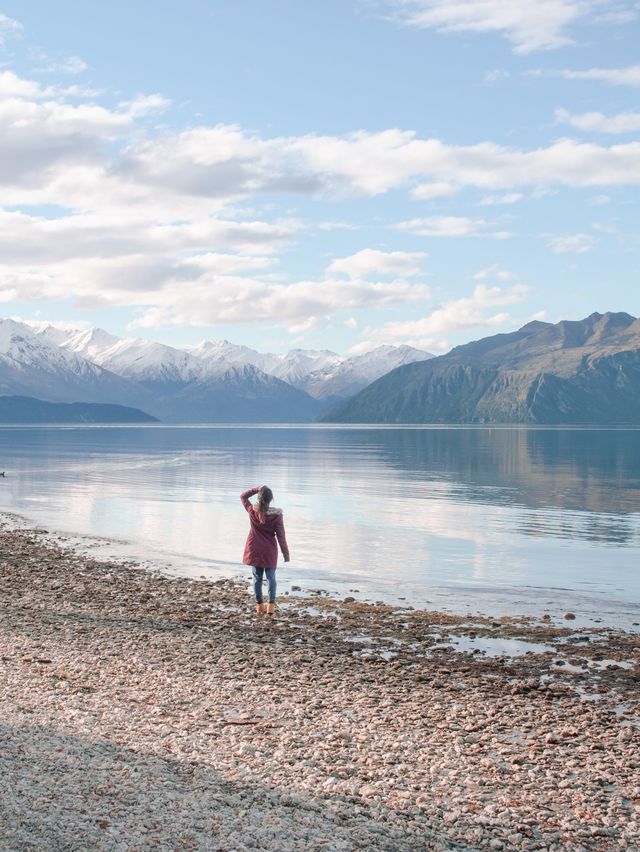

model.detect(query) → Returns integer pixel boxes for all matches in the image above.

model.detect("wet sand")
[1,521,639,850]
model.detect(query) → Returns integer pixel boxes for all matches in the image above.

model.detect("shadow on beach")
[2,721,438,851]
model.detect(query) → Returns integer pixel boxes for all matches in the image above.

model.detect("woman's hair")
[256,486,273,523]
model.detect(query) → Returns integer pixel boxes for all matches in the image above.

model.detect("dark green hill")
[0,396,159,424]
[321,312,640,424]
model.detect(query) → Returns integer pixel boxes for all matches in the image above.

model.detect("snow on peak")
[0,318,116,380]
[0,318,34,354]
[0,318,74,362]
[187,340,279,374]
[1,316,433,401]
[62,327,122,360]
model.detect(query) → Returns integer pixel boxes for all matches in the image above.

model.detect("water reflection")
[0,426,638,609]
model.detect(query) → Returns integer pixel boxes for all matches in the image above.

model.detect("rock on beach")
[1,521,639,850]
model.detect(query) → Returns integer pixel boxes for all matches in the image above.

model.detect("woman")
[241,485,290,615]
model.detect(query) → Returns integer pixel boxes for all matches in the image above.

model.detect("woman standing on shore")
[241,485,290,615]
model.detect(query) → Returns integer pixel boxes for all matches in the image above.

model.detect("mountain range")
[0,318,432,422]
[4,312,637,425]
[323,312,640,424]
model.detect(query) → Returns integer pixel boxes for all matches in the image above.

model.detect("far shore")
[1,520,639,849]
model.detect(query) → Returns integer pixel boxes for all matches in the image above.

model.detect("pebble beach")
[1,520,639,851]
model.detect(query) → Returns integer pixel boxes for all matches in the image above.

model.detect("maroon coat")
[241,487,290,569]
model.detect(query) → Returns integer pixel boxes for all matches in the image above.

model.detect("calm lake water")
[1,425,639,626]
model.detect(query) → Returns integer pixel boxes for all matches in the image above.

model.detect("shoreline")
[1,520,639,849]
[3,508,639,632]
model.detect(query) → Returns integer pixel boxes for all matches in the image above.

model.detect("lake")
[1,425,639,626]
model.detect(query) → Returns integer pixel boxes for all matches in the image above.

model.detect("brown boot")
[255,603,267,615]
[265,602,275,616]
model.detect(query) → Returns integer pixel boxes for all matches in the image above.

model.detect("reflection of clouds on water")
[0,426,639,605]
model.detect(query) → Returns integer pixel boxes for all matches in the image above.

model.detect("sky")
[0,0,638,355]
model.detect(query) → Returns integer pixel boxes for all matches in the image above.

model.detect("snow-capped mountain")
[268,349,343,385]
[44,325,432,402]
[188,341,343,387]
[3,318,433,422]
[29,322,324,421]
[295,344,433,400]
[186,338,432,399]
[0,319,156,408]
[54,327,122,362]
[66,333,219,393]
[187,340,278,374]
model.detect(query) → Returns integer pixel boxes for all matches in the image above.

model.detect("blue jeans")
[252,567,276,604]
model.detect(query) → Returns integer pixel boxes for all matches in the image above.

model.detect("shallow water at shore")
[1,424,639,626]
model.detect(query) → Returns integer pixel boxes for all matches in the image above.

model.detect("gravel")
[1,521,639,850]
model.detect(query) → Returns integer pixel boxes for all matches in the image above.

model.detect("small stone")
[443,809,461,823]
[563,612,577,620]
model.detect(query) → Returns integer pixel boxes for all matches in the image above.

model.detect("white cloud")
[0,209,427,331]
[33,55,89,75]
[288,132,640,195]
[0,247,428,330]
[555,107,640,134]
[0,74,138,196]
[410,181,459,199]
[537,64,640,86]
[49,84,105,100]
[592,221,617,234]
[377,0,635,54]
[547,233,596,253]
[180,252,278,274]
[0,67,638,336]
[120,94,172,118]
[326,248,427,278]
[130,127,631,198]
[0,13,22,46]
[394,215,509,238]
[0,70,41,98]
[131,276,428,331]
[473,264,516,280]
[0,209,295,265]
[478,192,524,205]
[317,220,360,231]
[3,72,640,212]
[355,283,528,348]
[57,55,89,74]
[484,69,511,84]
